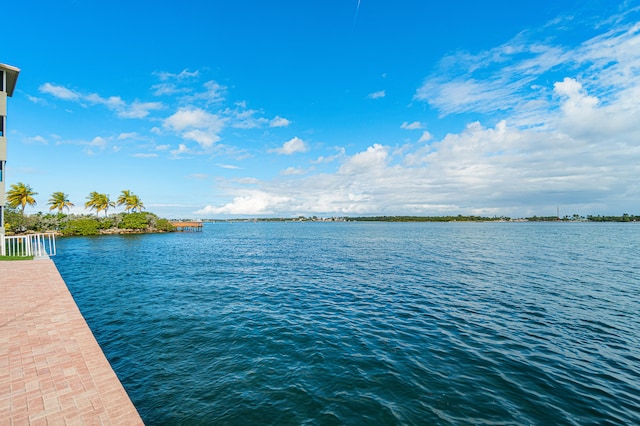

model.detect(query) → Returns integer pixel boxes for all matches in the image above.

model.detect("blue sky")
[3,0,640,218]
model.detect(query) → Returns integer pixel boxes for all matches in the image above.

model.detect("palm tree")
[6,182,38,214]
[118,189,133,213]
[48,192,74,213]
[117,190,145,213]
[85,192,115,217]
[85,191,100,215]
[101,194,116,216]
[117,190,133,213]
[128,194,145,212]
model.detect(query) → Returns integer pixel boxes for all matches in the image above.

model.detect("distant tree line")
[522,214,640,222]
[350,215,510,222]
[586,214,640,222]
[524,216,559,222]
[203,214,640,223]
[353,215,639,222]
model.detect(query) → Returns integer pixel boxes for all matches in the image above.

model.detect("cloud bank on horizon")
[4,1,640,218]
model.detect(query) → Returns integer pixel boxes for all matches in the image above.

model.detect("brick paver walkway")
[0,259,143,425]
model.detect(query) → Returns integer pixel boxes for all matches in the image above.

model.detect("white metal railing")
[2,233,57,257]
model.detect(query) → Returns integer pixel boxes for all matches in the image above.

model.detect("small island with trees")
[4,182,175,236]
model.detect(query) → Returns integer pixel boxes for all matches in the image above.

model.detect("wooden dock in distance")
[170,221,203,232]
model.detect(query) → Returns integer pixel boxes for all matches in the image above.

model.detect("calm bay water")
[52,222,640,425]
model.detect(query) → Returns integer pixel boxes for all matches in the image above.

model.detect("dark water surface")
[53,222,640,425]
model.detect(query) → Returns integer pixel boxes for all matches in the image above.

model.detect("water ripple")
[53,223,640,425]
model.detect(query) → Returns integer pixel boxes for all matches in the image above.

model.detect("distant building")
[0,62,21,238]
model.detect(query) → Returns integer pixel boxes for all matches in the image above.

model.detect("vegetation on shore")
[4,185,174,236]
[349,215,510,222]
[3,209,175,236]
[351,214,640,222]
[201,215,510,223]
[203,214,640,223]
[584,214,640,222]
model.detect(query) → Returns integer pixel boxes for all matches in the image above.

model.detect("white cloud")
[38,72,291,162]
[227,108,268,129]
[181,80,226,105]
[154,69,200,82]
[195,191,292,215]
[26,94,47,105]
[413,16,640,131]
[313,149,345,164]
[401,121,423,130]
[28,135,47,144]
[223,106,289,130]
[416,77,522,117]
[117,132,138,140]
[118,101,164,119]
[270,137,308,155]
[151,70,199,96]
[270,116,291,127]
[89,136,108,148]
[152,83,189,96]
[164,107,225,149]
[367,90,386,99]
[132,153,158,158]
[418,131,433,142]
[82,135,114,155]
[84,92,119,106]
[552,76,640,144]
[339,144,388,174]
[182,129,220,148]
[39,83,164,119]
[164,107,222,131]
[554,77,599,113]
[197,80,226,104]
[281,166,305,175]
[170,143,192,157]
[200,91,640,217]
[39,83,80,101]
[235,177,260,185]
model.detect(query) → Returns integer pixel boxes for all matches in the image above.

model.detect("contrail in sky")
[353,0,361,29]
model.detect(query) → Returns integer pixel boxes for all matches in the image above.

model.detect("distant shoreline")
[199,214,640,223]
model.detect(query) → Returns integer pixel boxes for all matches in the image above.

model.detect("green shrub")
[155,218,175,232]
[98,217,114,229]
[62,217,100,236]
[2,205,176,235]
[121,212,150,230]
[3,206,26,233]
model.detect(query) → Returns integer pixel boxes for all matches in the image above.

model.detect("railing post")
[33,234,39,257]
[50,233,57,256]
